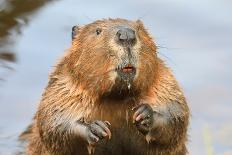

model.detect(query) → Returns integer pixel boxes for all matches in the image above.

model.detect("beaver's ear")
[136,19,144,29]
[72,25,80,40]
[136,19,143,25]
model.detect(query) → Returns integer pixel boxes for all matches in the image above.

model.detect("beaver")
[21,18,189,155]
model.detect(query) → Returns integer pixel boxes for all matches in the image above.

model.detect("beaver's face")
[71,19,157,94]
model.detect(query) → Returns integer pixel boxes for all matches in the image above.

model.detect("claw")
[87,144,95,155]
[104,121,111,139]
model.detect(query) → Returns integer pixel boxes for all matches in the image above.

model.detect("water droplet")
[87,145,95,155]
[128,83,131,89]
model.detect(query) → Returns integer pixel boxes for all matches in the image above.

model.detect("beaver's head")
[65,19,158,98]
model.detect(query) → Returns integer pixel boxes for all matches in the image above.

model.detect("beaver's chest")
[92,123,151,155]
[85,100,153,155]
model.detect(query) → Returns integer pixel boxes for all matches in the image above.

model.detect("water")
[0,0,232,154]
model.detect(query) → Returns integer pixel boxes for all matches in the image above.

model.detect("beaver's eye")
[96,28,102,35]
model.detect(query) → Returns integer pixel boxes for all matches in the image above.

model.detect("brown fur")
[21,18,189,155]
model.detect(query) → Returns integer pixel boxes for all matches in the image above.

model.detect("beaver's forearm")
[148,102,189,147]
[36,109,111,154]
[133,101,189,148]
[148,114,188,147]
[36,110,88,154]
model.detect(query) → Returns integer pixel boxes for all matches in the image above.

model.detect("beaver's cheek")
[108,71,117,82]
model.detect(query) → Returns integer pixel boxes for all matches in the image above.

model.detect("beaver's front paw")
[85,120,111,145]
[132,104,154,135]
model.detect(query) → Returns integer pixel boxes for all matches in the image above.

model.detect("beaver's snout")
[112,26,138,82]
[116,26,136,46]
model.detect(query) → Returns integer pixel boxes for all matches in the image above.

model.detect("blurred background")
[0,0,231,154]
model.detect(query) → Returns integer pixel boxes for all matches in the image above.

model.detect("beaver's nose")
[116,27,136,45]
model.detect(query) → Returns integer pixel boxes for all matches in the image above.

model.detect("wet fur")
[20,18,189,155]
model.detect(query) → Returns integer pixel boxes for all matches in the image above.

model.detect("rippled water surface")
[0,0,232,154]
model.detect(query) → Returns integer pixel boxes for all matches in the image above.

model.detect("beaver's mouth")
[122,64,134,73]
[115,64,136,78]
[116,64,135,73]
